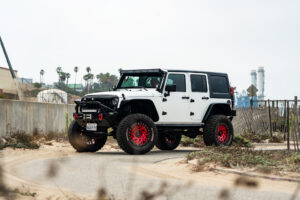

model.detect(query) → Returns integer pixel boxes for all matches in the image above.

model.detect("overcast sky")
[0,0,299,99]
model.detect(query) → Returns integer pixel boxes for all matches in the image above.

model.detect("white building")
[37,89,68,104]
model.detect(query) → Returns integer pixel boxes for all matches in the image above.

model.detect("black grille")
[80,98,113,111]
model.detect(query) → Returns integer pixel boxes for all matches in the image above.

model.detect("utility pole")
[0,36,23,100]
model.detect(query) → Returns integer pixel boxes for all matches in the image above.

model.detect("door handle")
[202,97,209,100]
[182,96,190,99]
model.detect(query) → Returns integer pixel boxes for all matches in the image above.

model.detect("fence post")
[284,100,287,141]
[287,101,290,150]
[265,101,267,108]
[293,96,299,151]
[276,100,279,122]
[268,99,273,137]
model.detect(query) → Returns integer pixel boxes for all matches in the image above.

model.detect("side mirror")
[112,85,117,91]
[164,84,176,97]
[165,84,176,92]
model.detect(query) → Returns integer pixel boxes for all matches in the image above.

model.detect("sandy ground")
[137,158,300,196]
[0,141,122,200]
[0,142,299,200]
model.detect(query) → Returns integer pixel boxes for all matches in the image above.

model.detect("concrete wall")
[0,67,18,94]
[0,99,75,136]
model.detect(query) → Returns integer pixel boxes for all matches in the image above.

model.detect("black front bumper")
[73,100,118,127]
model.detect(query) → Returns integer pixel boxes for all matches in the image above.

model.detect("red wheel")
[128,123,151,146]
[165,135,176,144]
[203,115,233,146]
[116,114,157,154]
[156,133,181,150]
[217,124,229,144]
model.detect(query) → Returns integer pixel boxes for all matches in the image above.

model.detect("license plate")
[82,109,97,113]
[86,123,97,131]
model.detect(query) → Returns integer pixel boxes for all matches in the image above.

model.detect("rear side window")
[191,75,207,92]
[166,74,186,92]
[209,75,229,93]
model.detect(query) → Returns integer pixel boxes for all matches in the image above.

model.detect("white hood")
[87,89,160,99]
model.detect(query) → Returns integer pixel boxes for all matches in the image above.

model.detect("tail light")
[99,114,103,121]
[230,87,235,96]
[73,114,79,119]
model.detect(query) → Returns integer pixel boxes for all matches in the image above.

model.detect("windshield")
[117,73,163,89]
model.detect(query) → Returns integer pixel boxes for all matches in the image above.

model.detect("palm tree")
[60,72,66,83]
[56,66,62,82]
[74,66,79,91]
[86,66,91,74]
[40,69,45,84]
[83,74,89,92]
[66,73,71,85]
[84,66,93,93]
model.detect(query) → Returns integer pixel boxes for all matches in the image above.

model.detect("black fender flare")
[118,99,160,122]
[202,103,233,123]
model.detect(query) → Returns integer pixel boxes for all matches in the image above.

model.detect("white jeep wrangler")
[69,69,236,154]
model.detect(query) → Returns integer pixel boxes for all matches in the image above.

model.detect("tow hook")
[99,114,103,121]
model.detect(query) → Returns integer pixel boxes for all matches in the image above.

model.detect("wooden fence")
[233,96,300,151]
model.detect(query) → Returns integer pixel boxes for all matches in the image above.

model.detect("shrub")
[33,82,42,88]
[233,135,252,147]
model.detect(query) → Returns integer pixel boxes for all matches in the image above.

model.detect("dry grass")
[0,132,40,150]
[0,131,69,150]
[180,136,204,147]
[181,135,253,148]
[239,132,284,143]
[232,135,252,148]
[187,146,300,173]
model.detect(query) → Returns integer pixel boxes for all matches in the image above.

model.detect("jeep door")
[188,73,210,122]
[161,73,190,123]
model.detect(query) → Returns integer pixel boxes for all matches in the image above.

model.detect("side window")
[166,74,186,92]
[210,75,229,93]
[191,75,207,92]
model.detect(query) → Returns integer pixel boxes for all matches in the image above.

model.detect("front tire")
[203,115,233,146]
[156,133,181,150]
[68,120,107,152]
[116,114,157,155]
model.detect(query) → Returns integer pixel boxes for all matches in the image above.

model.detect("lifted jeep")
[68,69,236,154]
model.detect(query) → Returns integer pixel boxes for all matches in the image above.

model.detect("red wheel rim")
[217,124,229,144]
[164,135,176,144]
[129,123,150,146]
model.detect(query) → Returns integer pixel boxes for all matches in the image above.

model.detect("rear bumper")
[231,110,236,116]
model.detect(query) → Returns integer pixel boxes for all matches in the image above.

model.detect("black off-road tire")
[116,114,158,155]
[156,133,181,150]
[203,115,233,146]
[68,120,107,152]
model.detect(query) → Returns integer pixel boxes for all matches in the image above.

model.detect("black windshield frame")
[116,72,166,91]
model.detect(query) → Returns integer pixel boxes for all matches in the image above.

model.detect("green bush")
[181,136,203,147]
[33,82,42,88]
[233,135,252,147]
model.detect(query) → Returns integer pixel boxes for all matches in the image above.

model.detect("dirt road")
[1,143,300,200]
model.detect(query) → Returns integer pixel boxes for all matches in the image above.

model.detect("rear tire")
[203,115,233,146]
[156,133,181,150]
[68,120,107,152]
[116,114,157,155]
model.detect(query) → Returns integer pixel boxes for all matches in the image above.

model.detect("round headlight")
[111,97,119,106]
